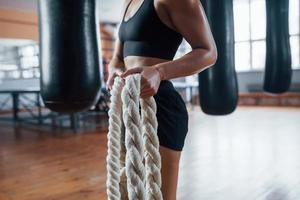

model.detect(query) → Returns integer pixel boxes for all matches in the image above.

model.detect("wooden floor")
[1,106,300,200]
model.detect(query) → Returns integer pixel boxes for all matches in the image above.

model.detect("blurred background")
[0,0,299,200]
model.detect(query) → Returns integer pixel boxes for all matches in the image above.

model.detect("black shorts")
[152,80,189,151]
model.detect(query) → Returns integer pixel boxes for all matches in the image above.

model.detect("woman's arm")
[106,0,131,90]
[108,39,126,75]
[154,0,218,80]
[106,38,127,90]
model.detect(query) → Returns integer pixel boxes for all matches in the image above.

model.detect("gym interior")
[0,0,300,199]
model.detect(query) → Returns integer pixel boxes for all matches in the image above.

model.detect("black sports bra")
[118,0,183,60]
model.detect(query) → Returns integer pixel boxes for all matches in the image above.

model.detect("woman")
[106,0,217,199]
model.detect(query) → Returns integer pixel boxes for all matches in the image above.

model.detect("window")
[0,46,20,78]
[233,0,300,72]
[0,42,40,79]
[18,44,40,78]
[174,39,192,60]
[290,0,300,68]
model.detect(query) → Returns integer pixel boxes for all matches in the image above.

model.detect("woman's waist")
[123,53,171,68]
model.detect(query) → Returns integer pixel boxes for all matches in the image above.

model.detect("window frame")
[0,43,40,80]
[234,0,300,73]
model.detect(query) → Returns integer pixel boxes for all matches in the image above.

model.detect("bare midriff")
[123,56,170,70]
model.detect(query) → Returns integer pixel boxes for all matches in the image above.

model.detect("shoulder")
[122,0,131,9]
[124,0,131,6]
[121,0,131,15]
[157,0,199,11]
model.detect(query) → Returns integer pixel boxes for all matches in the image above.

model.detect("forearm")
[108,56,126,76]
[154,48,217,81]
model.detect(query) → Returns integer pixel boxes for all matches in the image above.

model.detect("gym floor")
[1,106,299,200]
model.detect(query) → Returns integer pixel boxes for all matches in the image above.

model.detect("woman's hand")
[120,66,162,99]
[106,68,124,92]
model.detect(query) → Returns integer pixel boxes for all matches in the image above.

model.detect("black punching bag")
[198,0,238,115]
[264,0,292,93]
[38,0,102,113]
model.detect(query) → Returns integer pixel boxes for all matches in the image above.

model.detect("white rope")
[106,76,123,200]
[141,95,163,200]
[106,74,163,200]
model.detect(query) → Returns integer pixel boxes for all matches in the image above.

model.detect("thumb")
[115,70,123,76]
[120,67,143,78]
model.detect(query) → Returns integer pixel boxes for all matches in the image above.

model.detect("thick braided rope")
[141,97,163,200]
[106,74,163,200]
[121,74,146,200]
[106,76,124,200]
[119,123,128,199]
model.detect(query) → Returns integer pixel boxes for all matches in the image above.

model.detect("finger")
[120,67,142,78]
[105,81,110,90]
[141,86,153,94]
[140,90,154,99]
[140,88,155,98]
[140,76,149,91]
[107,73,118,90]
[107,78,115,90]
[108,82,113,91]
[105,83,110,91]
[115,70,123,76]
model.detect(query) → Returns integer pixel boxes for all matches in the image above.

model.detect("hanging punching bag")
[264,0,292,93]
[38,0,102,113]
[198,0,238,115]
